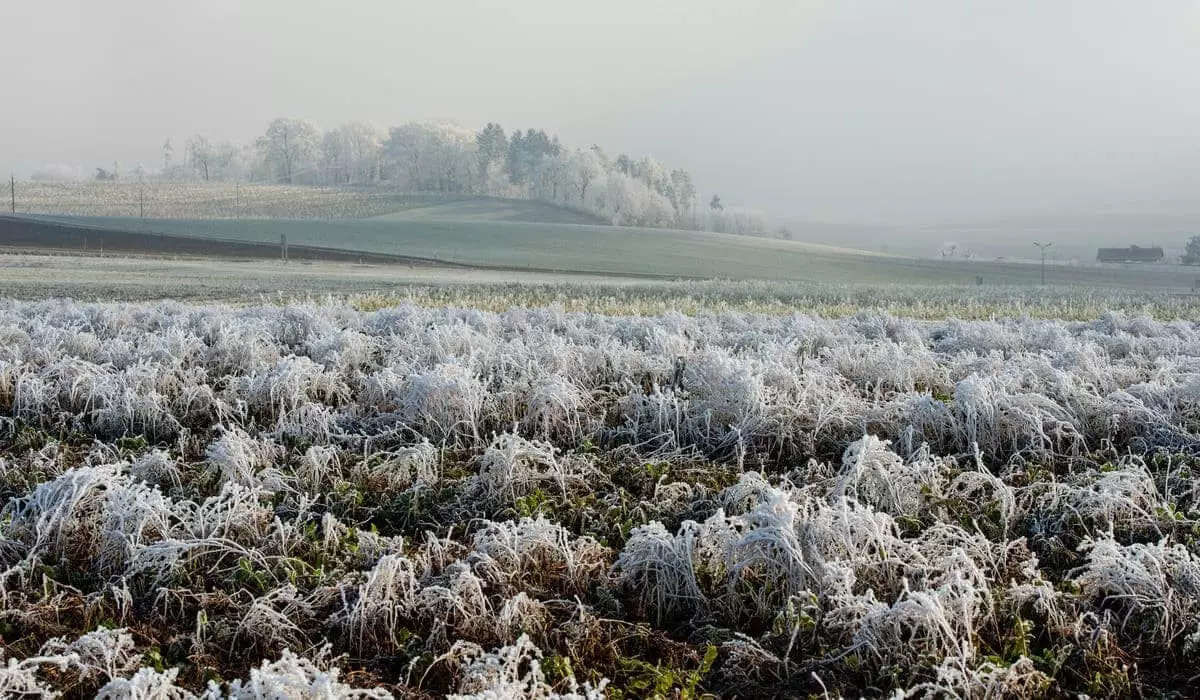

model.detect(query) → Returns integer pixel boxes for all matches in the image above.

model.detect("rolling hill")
[368,196,609,225]
[11,182,608,226]
[7,214,899,281]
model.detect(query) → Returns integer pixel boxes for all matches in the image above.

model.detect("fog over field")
[4,1,1200,238]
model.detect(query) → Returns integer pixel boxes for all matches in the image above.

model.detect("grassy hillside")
[17,214,1200,288]
[369,196,608,225]
[11,182,605,225]
[12,181,407,219]
[19,215,969,283]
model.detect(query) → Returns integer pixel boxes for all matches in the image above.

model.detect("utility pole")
[1033,241,1053,285]
[10,175,14,214]
[139,183,145,218]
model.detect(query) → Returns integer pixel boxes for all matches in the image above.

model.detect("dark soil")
[0,215,460,267]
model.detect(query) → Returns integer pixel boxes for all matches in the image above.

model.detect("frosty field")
[12,210,1200,291]
[0,290,1198,698]
[14,213,921,284]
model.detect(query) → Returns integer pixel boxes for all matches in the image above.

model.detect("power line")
[1033,241,1053,285]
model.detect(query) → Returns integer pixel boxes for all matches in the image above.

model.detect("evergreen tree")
[1184,235,1200,265]
[475,123,508,180]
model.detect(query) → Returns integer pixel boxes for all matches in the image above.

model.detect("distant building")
[1096,245,1164,263]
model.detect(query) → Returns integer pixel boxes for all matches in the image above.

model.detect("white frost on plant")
[447,634,607,700]
[206,648,391,699]
[96,667,194,699]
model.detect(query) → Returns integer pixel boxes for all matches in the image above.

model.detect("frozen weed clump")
[0,627,142,698]
[342,554,421,653]
[842,577,985,669]
[0,653,75,697]
[211,648,391,699]
[234,585,314,655]
[521,375,591,444]
[129,449,183,489]
[355,440,439,493]
[612,519,710,623]
[902,653,1052,699]
[447,634,608,700]
[835,435,938,518]
[204,427,280,488]
[96,667,194,699]
[398,364,485,445]
[43,626,141,684]
[473,433,586,505]
[1070,537,1200,647]
[731,489,816,607]
[2,463,132,569]
[469,516,610,596]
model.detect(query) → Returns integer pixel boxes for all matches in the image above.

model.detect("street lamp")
[1033,242,1053,285]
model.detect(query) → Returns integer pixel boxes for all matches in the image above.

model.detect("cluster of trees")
[1184,235,1200,265]
[938,241,976,260]
[164,118,769,234]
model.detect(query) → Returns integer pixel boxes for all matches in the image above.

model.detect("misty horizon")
[4,0,1199,225]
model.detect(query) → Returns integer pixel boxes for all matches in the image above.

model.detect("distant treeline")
[37,119,770,235]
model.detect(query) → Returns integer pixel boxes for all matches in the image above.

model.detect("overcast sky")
[3,0,1198,223]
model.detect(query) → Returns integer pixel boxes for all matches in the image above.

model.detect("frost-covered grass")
[0,297,1198,697]
[11,181,407,220]
[346,279,1200,320]
[3,253,1200,321]
[12,182,608,226]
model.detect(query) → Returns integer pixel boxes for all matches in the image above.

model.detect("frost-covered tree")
[633,155,670,196]
[257,118,323,184]
[186,135,215,182]
[322,122,383,185]
[476,122,508,183]
[162,138,173,173]
[669,168,697,227]
[603,171,642,225]
[530,150,572,203]
[141,116,772,232]
[602,171,676,227]
[186,135,242,182]
[321,131,348,186]
[383,121,477,192]
[939,241,975,259]
[506,129,560,187]
[1183,234,1200,265]
[569,148,604,207]
[708,206,767,235]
